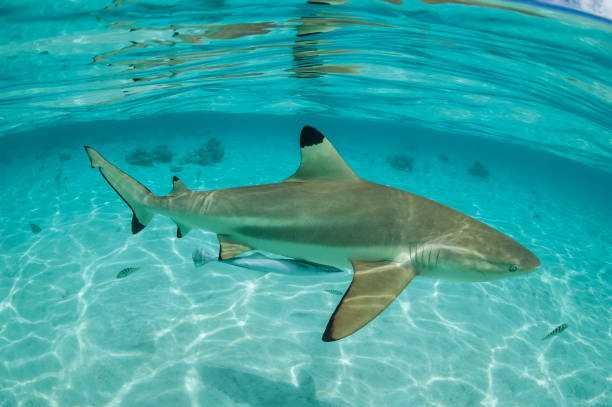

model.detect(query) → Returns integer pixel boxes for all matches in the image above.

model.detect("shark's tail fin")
[84,146,156,234]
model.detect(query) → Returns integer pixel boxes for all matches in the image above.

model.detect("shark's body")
[85,126,540,341]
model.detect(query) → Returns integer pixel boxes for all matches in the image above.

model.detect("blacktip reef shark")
[84,126,540,342]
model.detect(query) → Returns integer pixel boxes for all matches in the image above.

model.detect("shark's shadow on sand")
[198,366,338,407]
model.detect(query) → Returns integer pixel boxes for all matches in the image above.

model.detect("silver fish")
[193,248,342,275]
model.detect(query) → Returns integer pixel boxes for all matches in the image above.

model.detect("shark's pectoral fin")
[285,126,359,182]
[322,260,416,342]
[218,235,254,260]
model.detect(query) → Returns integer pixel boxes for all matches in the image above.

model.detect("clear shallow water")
[1,1,611,407]
[1,0,611,170]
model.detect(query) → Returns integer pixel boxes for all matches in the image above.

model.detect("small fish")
[116,267,140,279]
[543,323,568,340]
[326,289,343,296]
[29,222,42,234]
[192,248,210,268]
[54,167,62,184]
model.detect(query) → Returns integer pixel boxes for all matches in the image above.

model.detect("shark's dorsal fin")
[285,126,359,182]
[322,260,417,342]
[218,235,254,260]
[168,176,190,196]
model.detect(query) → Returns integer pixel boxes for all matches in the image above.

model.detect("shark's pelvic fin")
[218,235,254,260]
[322,260,417,342]
[285,126,359,182]
[169,176,191,196]
[84,146,155,234]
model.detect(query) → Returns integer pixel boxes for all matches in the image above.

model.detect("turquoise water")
[1,1,611,406]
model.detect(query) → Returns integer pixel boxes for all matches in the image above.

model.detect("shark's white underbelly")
[232,234,487,282]
[418,266,495,282]
[176,213,505,282]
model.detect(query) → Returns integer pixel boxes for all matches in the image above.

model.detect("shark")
[84,125,540,342]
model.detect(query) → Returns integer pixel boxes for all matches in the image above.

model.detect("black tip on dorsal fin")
[169,176,190,196]
[285,125,358,182]
[177,227,183,238]
[300,126,324,148]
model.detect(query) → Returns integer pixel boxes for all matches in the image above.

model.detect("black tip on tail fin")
[132,214,146,234]
[173,176,179,181]
[177,227,183,238]
[300,126,324,148]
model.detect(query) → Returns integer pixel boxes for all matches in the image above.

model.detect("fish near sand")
[192,248,342,275]
[29,222,42,234]
[543,323,568,340]
[116,267,140,279]
[84,125,540,341]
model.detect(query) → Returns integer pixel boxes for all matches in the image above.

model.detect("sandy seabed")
[0,119,610,407]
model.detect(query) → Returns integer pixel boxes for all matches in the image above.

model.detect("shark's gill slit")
[420,246,425,267]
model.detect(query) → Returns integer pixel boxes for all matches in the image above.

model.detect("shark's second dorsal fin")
[168,176,191,196]
[285,126,359,182]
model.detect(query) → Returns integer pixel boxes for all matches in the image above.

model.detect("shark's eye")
[509,264,518,272]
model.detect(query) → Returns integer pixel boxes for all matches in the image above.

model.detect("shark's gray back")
[204,179,469,248]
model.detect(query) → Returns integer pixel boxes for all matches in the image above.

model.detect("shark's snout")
[521,250,541,271]
[507,243,540,275]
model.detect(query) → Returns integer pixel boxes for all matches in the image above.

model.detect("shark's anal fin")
[218,235,254,260]
[285,126,359,182]
[322,260,417,342]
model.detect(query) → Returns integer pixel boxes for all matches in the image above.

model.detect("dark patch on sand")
[386,154,414,172]
[467,161,489,179]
